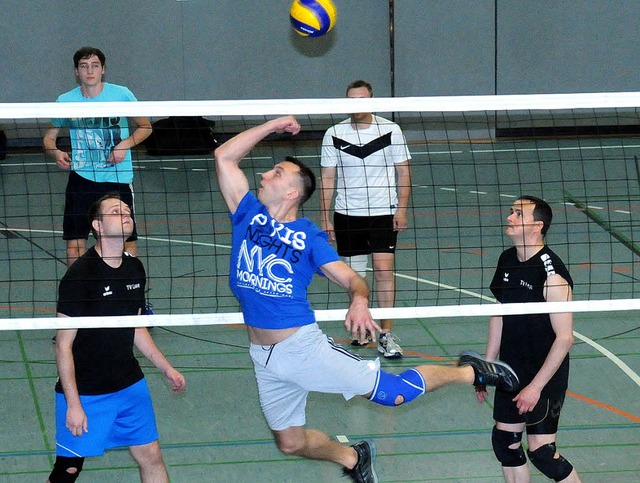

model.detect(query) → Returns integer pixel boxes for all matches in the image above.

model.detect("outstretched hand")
[344,300,381,343]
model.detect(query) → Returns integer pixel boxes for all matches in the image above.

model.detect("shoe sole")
[379,349,403,358]
[378,345,403,358]
[459,351,519,392]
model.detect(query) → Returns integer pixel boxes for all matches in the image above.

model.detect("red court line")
[567,391,640,423]
[0,305,55,314]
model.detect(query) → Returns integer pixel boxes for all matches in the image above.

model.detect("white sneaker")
[378,332,403,358]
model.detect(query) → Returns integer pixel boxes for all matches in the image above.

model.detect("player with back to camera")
[214,115,520,482]
[477,196,581,482]
[47,193,186,483]
[43,46,152,267]
[320,80,411,358]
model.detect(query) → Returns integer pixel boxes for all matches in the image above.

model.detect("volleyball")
[290,0,337,38]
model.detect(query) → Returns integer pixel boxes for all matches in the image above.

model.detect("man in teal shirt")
[44,46,151,266]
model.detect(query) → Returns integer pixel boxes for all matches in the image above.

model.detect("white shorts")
[250,323,380,431]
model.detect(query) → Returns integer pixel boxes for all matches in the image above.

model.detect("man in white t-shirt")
[320,80,412,358]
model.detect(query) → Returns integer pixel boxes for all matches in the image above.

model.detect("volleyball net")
[0,93,639,330]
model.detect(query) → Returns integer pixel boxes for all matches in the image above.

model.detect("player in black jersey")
[475,196,581,482]
[48,193,186,483]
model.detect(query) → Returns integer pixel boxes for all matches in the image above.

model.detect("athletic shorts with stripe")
[55,378,159,457]
[250,323,380,431]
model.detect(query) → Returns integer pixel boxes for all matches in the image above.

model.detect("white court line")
[143,236,231,250]
[572,332,640,386]
[411,150,465,155]
[471,144,640,153]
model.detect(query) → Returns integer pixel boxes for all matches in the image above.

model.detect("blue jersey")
[52,83,137,184]
[229,192,340,329]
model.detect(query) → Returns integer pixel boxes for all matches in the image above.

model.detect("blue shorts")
[250,323,379,431]
[55,378,159,457]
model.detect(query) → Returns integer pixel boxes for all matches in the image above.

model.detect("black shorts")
[63,171,138,241]
[493,390,566,434]
[333,212,397,257]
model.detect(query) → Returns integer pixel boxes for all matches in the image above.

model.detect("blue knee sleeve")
[370,369,426,406]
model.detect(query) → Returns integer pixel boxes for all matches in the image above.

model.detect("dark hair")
[346,80,373,97]
[517,195,553,236]
[87,192,122,238]
[284,156,316,206]
[73,46,106,68]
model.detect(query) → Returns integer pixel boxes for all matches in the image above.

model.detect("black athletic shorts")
[333,212,397,257]
[493,390,566,434]
[63,170,138,241]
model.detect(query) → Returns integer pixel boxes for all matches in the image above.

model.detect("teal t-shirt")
[52,83,137,184]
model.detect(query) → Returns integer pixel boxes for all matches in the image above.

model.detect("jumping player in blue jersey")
[214,116,520,483]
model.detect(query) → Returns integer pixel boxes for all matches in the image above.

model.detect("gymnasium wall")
[1,0,639,103]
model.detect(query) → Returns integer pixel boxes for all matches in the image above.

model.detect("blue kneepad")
[370,369,426,406]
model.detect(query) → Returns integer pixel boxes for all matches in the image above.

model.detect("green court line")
[16,331,54,466]
[563,190,640,257]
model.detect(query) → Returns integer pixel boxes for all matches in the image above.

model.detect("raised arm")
[214,116,300,214]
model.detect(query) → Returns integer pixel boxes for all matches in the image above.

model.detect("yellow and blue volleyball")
[290,0,337,38]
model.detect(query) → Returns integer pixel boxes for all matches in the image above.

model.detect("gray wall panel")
[497,0,640,94]
[395,1,496,96]
[1,1,639,103]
